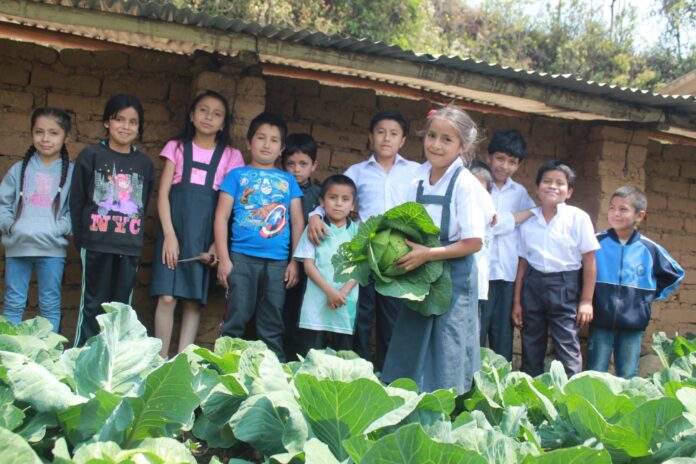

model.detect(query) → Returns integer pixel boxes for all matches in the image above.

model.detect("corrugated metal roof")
[17,0,696,114]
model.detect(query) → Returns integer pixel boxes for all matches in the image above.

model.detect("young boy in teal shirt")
[294,174,359,355]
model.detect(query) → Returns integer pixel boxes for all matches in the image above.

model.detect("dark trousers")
[520,267,582,377]
[353,281,403,371]
[297,328,353,357]
[282,268,307,361]
[75,249,139,347]
[480,280,515,361]
[220,252,287,362]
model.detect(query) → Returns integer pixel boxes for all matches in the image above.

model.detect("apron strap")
[181,141,226,188]
[415,166,462,241]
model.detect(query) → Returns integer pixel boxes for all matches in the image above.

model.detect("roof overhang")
[1,0,695,141]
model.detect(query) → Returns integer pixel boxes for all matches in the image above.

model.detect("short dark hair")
[535,160,576,188]
[612,186,647,212]
[103,94,145,139]
[469,159,493,192]
[369,111,408,135]
[488,129,527,160]
[246,112,287,145]
[282,133,317,163]
[320,174,357,199]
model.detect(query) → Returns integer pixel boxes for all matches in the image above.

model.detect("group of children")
[0,91,686,393]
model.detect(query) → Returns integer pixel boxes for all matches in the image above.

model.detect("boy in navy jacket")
[588,186,685,378]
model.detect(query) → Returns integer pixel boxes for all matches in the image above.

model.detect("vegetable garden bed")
[2,302,696,463]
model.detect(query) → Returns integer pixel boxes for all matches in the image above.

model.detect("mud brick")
[589,125,633,143]
[0,67,30,85]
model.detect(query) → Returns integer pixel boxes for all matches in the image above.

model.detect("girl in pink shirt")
[151,90,244,357]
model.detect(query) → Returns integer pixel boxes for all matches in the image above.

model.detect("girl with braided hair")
[0,107,73,332]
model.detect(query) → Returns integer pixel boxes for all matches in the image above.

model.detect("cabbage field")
[2,302,696,463]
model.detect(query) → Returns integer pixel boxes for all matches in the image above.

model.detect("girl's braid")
[52,144,70,219]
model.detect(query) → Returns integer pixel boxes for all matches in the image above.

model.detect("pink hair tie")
[427,109,438,117]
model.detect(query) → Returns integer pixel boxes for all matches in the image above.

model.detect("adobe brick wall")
[642,141,696,349]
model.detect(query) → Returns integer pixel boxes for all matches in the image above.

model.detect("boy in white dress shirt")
[512,161,599,377]
[481,130,536,361]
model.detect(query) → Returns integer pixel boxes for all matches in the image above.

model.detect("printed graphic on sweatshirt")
[90,162,145,235]
[238,171,290,239]
[27,172,54,208]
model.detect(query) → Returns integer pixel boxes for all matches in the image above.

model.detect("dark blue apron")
[382,167,480,393]
[150,141,225,305]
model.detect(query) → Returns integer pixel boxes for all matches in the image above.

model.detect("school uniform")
[517,203,599,376]
[481,178,535,360]
[150,141,243,304]
[343,153,420,370]
[382,158,485,393]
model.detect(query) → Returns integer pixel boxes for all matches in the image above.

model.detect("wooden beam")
[261,63,530,118]
[0,22,135,51]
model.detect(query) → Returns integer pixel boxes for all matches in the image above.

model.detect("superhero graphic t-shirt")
[220,166,302,260]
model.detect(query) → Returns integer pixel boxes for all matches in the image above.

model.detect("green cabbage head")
[374,229,411,277]
[332,202,452,317]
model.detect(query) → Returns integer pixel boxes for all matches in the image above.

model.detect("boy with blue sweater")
[214,112,303,362]
[588,186,684,378]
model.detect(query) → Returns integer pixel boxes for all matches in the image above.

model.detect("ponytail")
[10,145,35,231]
[52,144,70,219]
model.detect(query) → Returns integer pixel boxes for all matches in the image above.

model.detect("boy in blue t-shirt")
[588,186,684,378]
[214,112,303,361]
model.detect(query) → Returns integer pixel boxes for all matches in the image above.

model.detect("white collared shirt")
[345,153,420,220]
[518,203,600,273]
[406,158,487,242]
[488,177,536,281]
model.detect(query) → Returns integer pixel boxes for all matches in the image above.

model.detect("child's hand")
[576,301,593,328]
[307,215,330,245]
[163,233,179,270]
[206,243,219,268]
[511,303,523,329]
[217,258,233,290]
[285,260,299,289]
[395,239,431,272]
[327,288,347,309]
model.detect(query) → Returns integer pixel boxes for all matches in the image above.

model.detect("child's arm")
[653,244,686,300]
[69,152,91,251]
[513,209,534,224]
[511,258,528,328]
[396,238,482,272]
[304,258,347,309]
[576,250,597,328]
[285,197,304,289]
[0,164,19,234]
[214,191,234,290]
[157,160,179,269]
[340,280,358,298]
[307,206,330,245]
[57,170,73,236]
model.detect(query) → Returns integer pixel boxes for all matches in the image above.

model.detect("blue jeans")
[587,326,644,379]
[3,256,65,332]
